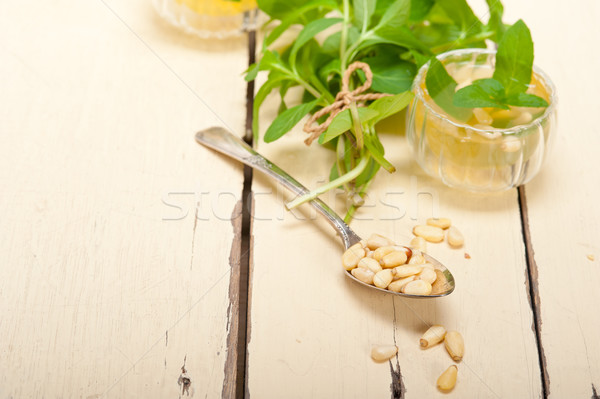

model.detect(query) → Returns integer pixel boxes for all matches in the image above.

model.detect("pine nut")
[366,233,394,250]
[372,246,396,262]
[381,251,408,268]
[437,365,458,391]
[413,225,445,243]
[342,243,365,270]
[388,276,415,292]
[393,265,423,278]
[373,269,394,289]
[426,217,452,230]
[444,331,464,362]
[408,251,426,265]
[351,267,374,285]
[402,279,433,295]
[420,325,447,348]
[410,236,427,252]
[447,226,464,248]
[473,107,493,125]
[501,138,522,152]
[371,345,398,362]
[392,246,413,261]
[358,257,382,273]
[418,267,437,284]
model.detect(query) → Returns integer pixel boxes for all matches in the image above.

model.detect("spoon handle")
[195,127,361,248]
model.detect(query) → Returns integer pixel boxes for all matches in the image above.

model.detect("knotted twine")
[302,61,392,145]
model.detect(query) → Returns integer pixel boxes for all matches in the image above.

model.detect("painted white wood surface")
[0,1,248,397]
[247,95,541,397]
[505,0,600,396]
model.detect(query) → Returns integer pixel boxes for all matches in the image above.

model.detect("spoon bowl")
[195,127,455,298]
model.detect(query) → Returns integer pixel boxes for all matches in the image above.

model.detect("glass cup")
[153,0,258,39]
[406,48,557,192]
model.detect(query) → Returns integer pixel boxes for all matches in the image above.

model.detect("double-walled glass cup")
[406,49,557,192]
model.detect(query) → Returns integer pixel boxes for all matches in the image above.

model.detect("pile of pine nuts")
[342,233,443,295]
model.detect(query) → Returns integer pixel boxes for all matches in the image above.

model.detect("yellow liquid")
[176,0,256,16]
[410,62,554,191]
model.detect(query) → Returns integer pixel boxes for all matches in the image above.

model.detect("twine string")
[303,61,392,145]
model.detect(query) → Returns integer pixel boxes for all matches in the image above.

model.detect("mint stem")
[286,155,370,210]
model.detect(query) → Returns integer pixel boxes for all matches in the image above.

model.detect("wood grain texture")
[246,88,542,397]
[504,0,600,396]
[0,1,248,397]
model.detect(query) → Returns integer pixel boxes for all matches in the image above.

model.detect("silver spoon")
[195,127,455,298]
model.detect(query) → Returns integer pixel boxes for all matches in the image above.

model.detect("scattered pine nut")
[371,345,398,362]
[447,226,464,248]
[587,254,595,261]
[437,365,458,392]
[420,325,447,348]
[427,217,452,230]
[444,331,464,362]
[413,225,445,243]
[464,252,471,259]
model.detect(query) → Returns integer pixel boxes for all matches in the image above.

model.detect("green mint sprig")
[426,19,548,121]
[247,0,511,222]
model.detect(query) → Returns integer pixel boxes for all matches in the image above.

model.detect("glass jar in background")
[406,49,557,192]
[153,0,258,39]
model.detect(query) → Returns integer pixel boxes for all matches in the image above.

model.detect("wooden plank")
[246,93,542,397]
[507,0,600,396]
[0,1,248,397]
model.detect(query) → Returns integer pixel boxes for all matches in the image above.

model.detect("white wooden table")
[1,0,598,398]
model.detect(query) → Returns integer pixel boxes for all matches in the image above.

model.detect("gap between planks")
[518,185,550,398]
[230,28,256,399]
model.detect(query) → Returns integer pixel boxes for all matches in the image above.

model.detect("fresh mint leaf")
[353,0,376,31]
[322,26,360,55]
[485,0,505,41]
[290,18,343,66]
[264,99,319,143]
[367,92,414,122]
[453,80,509,109]
[263,0,337,47]
[358,27,432,55]
[425,57,471,121]
[410,0,434,22]
[505,92,548,108]
[493,19,534,96]
[318,59,341,82]
[436,0,482,30]
[258,0,320,19]
[318,108,380,144]
[375,0,410,30]
[359,56,417,94]
[411,50,429,68]
[253,74,290,142]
